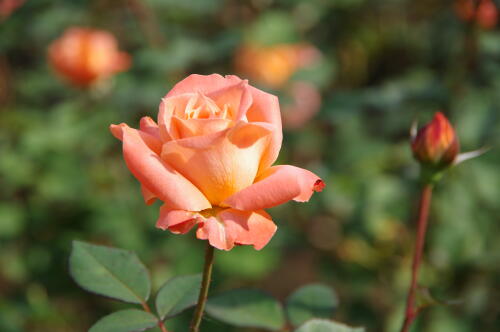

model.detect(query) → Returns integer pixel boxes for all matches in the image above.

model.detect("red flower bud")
[411,112,460,168]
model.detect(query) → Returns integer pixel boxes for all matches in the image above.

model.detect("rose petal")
[166,74,242,97]
[207,79,253,121]
[171,116,232,139]
[141,185,157,205]
[121,126,211,211]
[195,209,276,251]
[246,86,283,173]
[223,165,324,211]
[161,122,272,205]
[139,116,160,139]
[156,205,199,234]
[110,123,163,155]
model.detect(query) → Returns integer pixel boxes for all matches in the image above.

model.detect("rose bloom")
[111,74,324,250]
[235,43,321,89]
[455,0,498,29]
[411,112,459,168]
[48,27,130,87]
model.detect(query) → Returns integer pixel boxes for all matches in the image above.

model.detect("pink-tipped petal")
[156,205,199,234]
[196,216,236,250]
[141,185,157,205]
[110,123,163,154]
[121,126,211,211]
[219,209,276,250]
[161,122,272,205]
[140,116,160,139]
[195,209,276,251]
[245,86,283,173]
[223,165,324,211]
[166,74,242,97]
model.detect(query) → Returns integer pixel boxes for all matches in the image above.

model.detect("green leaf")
[206,289,285,330]
[89,309,158,332]
[155,274,202,319]
[295,319,365,332]
[69,241,150,304]
[286,283,338,327]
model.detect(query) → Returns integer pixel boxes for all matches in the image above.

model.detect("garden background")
[1,0,499,331]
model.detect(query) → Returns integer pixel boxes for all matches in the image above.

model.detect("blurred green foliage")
[1,0,500,331]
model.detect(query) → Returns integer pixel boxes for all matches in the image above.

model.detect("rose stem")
[400,183,433,332]
[190,242,215,332]
[141,301,169,332]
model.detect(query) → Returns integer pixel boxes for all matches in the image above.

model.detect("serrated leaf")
[70,241,150,304]
[286,283,338,327]
[155,274,202,319]
[206,289,285,330]
[295,319,365,332]
[89,309,158,332]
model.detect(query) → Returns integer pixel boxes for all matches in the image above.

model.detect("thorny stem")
[400,184,434,332]
[141,301,169,332]
[190,242,215,332]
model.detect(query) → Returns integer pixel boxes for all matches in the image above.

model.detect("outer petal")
[196,209,277,251]
[156,205,199,234]
[166,74,242,97]
[110,123,162,155]
[121,126,211,211]
[245,86,283,173]
[223,165,324,211]
[139,116,160,139]
[161,122,272,205]
[141,185,157,205]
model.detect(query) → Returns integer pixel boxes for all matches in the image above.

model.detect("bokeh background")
[1,0,500,331]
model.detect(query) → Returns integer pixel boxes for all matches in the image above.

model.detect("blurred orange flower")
[110,74,324,250]
[411,112,460,168]
[455,0,498,29]
[234,43,320,89]
[48,27,131,87]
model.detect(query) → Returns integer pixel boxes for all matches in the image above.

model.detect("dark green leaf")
[286,283,338,327]
[89,309,158,332]
[206,289,285,330]
[155,274,201,319]
[69,241,150,304]
[295,319,365,332]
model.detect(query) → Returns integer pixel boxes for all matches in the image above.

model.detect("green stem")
[190,242,215,332]
[400,183,434,332]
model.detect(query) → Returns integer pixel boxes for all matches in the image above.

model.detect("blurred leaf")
[155,274,201,319]
[286,284,338,327]
[89,309,158,332]
[295,319,365,332]
[246,11,297,45]
[69,241,150,304]
[206,289,286,330]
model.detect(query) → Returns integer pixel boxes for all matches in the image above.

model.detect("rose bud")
[454,0,498,29]
[110,74,324,251]
[411,112,460,168]
[48,27,130,87]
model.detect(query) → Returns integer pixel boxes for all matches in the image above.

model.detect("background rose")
[48,27,130,87]
[110,74,324,250]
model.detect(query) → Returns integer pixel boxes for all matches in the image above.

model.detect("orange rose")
[110,74,324,250]
[235,43,321,88]
[48,27,130,87]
